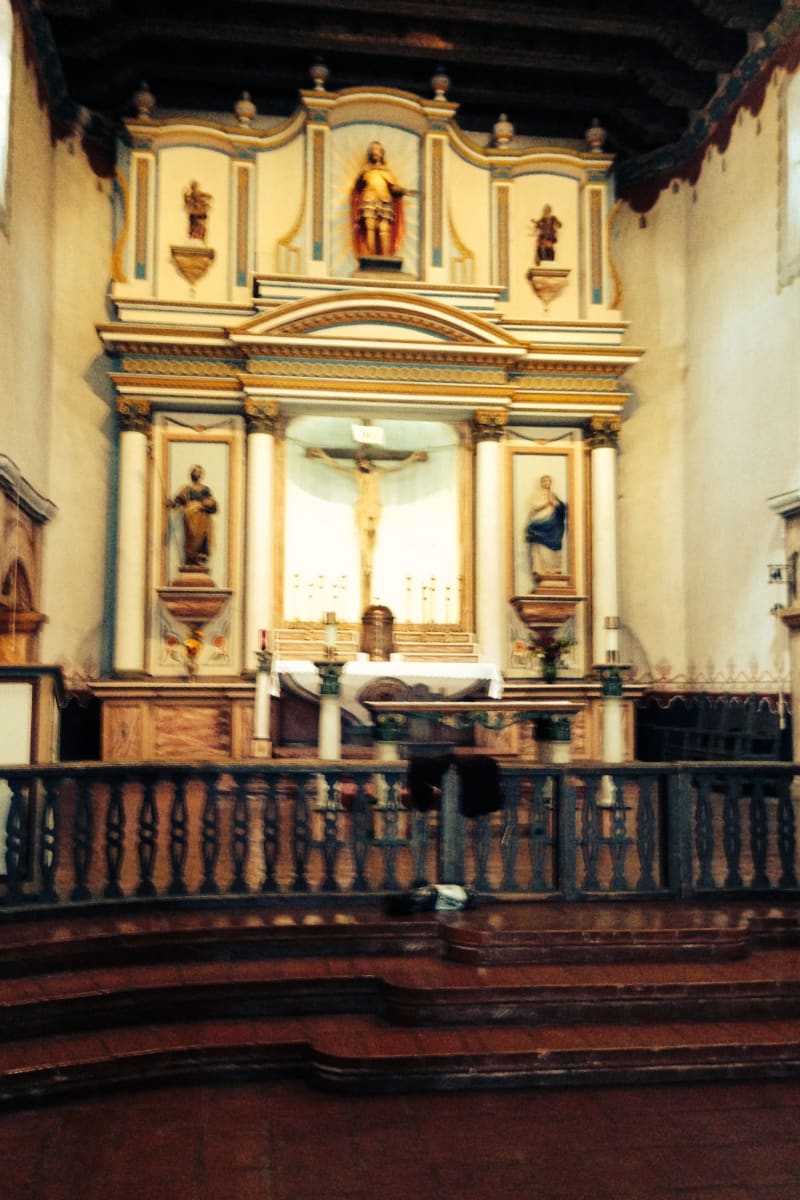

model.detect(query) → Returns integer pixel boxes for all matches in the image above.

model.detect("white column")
[589,416,625,771]
[316,662,344,762]
[474,411,508,666]
[113,402,150,675]
[244,402,277,673]
[590,421,621,663]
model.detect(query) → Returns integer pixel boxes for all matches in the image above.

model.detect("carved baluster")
[168,775,188,896]
[320,773,341,892]
[230,775,250,894]
[499,775,520,892]
[409,808,429,888]
[470,814,492,892]
[199,773,221,895]
[694,776,715,890]
[636,774,658,892]
[292,775,311,892]
[38,775,61,904]
[722,775,743,889]
[71,775,94,901]
[530,776,550,893]
[380,777,401,892]
[104,778,126,899]
[776,776,797,888]
[136,776,158,897]
[580,775,601,891]
[261,775,280,893]
[4,773,28,905]
[609,774,629,891]
[349,777,371,892]
[749,776,769,889]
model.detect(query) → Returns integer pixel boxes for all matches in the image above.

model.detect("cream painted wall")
[0,22,55,486]
[40,140,114,679]
[618,70,800,693]
[0,15,113,681]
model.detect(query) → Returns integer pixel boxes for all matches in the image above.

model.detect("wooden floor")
[3,899,800,1197]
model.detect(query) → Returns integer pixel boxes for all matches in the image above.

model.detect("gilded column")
[588,415,624,767]
[114,398,151,676]
[473,409,508,666]
[244,401,278,673]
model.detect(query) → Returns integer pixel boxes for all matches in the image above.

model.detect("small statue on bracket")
[533,205,562,264]
[183,180,212,242]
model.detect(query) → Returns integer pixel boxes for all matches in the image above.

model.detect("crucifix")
[306,442,427,614]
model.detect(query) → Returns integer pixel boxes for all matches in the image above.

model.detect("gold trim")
[448,208,475,285]
[607,199,624,310]
[236,167,249,284]
[111,168,130,284]
[134,158,149,277]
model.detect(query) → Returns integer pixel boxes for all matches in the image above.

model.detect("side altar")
[94,74,642,764]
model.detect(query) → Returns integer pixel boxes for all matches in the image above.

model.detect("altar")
[275,659,504,728]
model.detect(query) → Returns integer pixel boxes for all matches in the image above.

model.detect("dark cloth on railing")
[406,756,450,811]
[455,755,502,818]
[406,754,502,817]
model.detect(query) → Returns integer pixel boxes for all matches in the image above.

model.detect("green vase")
[542,657,558,683]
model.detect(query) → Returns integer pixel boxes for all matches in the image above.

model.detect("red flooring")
[3,1076,800,1199]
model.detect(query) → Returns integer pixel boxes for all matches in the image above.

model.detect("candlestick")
[324,611,337,657]
[260,628,268,651]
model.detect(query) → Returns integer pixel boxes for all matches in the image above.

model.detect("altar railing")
[1,761,799,912]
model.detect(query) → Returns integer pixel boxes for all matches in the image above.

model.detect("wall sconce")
[768,552,797,607]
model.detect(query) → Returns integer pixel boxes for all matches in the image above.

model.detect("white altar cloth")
[275,659,504,726]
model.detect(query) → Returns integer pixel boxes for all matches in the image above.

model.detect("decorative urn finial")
[585,116,607,153]
[310,59,330,91]
[234,90,257,125]
[431,66,450,100]
[493,113,514,147]
[132,81,155,119]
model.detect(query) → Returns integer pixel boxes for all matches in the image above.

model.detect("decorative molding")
[586,414,622,449]
[117,397,152,433]
[0,456,57,523]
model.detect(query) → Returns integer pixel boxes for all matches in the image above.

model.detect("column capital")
[587,415,622,451]
[117,397,151,434]
[472,409,508,443]
[244,400,280,435]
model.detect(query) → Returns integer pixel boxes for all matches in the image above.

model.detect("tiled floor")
[3,1077,800,1199]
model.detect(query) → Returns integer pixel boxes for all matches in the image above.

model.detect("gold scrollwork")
[586,414,622,450]
[472,409,508,443]
[243,400,280,435]
[117,397,152,434]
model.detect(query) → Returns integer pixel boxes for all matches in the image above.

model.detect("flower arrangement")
[529,628,575,682]
[184,627,204,676]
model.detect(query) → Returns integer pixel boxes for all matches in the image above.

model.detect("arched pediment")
[231,291,526,352]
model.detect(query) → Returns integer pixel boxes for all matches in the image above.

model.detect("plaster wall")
[0,21,54,487]
[40,141,114,680]
[618,70,800,693]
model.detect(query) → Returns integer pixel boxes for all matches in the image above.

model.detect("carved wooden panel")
[104,703,145,762]
[153,703,231,760]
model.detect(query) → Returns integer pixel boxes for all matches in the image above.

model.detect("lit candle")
[260,629,268,651]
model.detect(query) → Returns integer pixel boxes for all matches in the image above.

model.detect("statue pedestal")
[357,254,404,273]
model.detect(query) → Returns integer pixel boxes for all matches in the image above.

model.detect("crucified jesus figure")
[306,445,427,613]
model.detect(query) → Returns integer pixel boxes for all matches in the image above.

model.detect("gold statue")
[184,180,212,242]
[170,465,217,569]
[352,141,413,258]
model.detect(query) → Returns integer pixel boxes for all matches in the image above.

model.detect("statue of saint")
[352,141,413,258]
[534,205,562,264]
[307,445,427,611]
[184,180,212,242]
[170,465,217,569]
[525,474,567,584]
